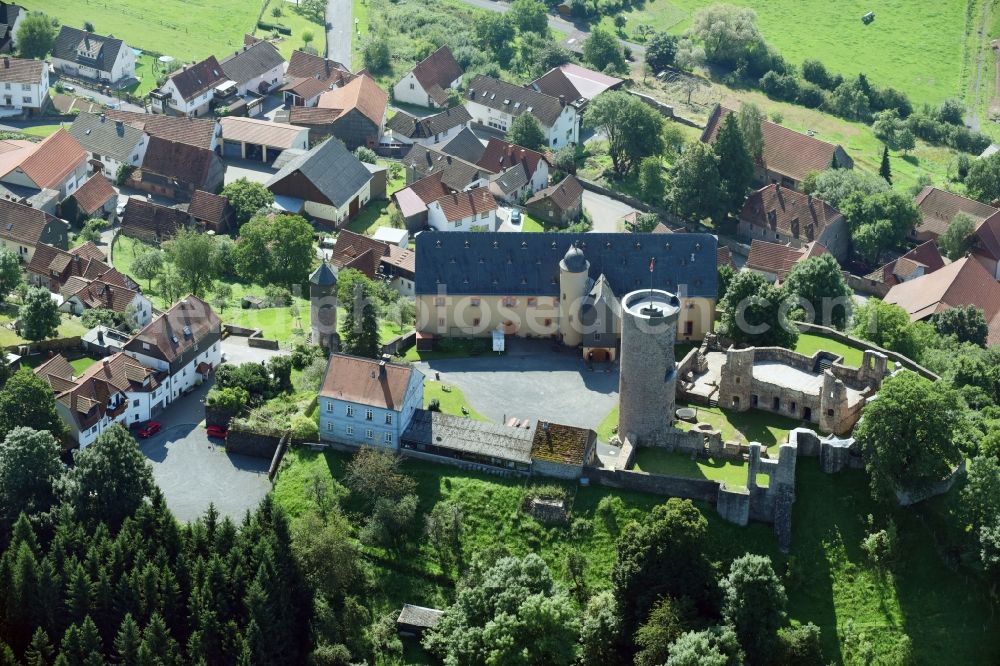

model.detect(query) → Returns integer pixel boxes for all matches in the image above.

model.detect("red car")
[206,425,228,440]
[136,421,162,438]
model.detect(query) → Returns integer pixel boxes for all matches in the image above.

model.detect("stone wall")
[226,427,283,459]
[205,406,236,428]
[585,466,722,503]
[248,337,279,350]
[716,486,750,525]
[383,331,416,356]
[795,321,938,381]
[895,461,966,506]
[532,458,583,480]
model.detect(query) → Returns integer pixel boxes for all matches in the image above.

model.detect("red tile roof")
[286,50,352,86]
[409,46,463,107]
[525,174,582,213]
[740,184,842,241]
[884,256,1000,345]
[973,210,1000,262]
[287,105,343,126]
[317,75,387,126]
[0,56,45,85]
[433,186,497,222]
[104,109,218,150]
[125,295,220,364]
[17,129,87,189]
[137,135,220,190]
[167,56,226,101]
[187,190,231,226]
[475,138,547,178]
[320,353,416,410]
[912,186,997,239]
[746,240,829,279]
[71,173,116,215]
[864,240,945,288]
[702,105,851,183]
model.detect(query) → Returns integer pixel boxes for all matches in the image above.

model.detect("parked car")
[509,208,522,225]
[206,425,228,440]
[136,421,162,438]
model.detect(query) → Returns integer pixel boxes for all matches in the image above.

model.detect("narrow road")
[325,0,353,68]
[966,0,992,132]
[455,0,644,58]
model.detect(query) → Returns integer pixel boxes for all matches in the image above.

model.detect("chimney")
[97,329,104,344]
[2,57,8,69]
[378,359,386,377]
[774,182,781,195]
[468,88,475,99]
[100,113,106,122]
[102,359,110,369]
[559,94,565,106]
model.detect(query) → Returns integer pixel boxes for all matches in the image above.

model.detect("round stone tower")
[618,289,680,445]
[558,243,589,347]
[309,260,339,351]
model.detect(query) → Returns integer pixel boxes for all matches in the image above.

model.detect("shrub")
[759,70,799,102]
[291,414,319,441]
[428,399,441,412]
[206,386,249,413]
[264,284,293,307]
[290,342,325,370]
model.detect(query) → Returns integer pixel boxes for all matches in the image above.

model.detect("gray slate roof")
[402,144,488,191]
[440,127,486,163]
[52,26,126,74]
[69,112,144,162]
[492,164,528,196]
[385,105,471,140]
[416,232,718,298]
[266,138,371,209]
[403,409,535,464]
[465,74,567,127]
[397,604,444,629]
[219,41,286,87]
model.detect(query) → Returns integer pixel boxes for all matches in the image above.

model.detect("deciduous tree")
[666,627,744,666]
[19,286,60,342]
[510,0,548,35]
[851,298,921,358]
[669,141,723,223]
[718,270,798,348]
[736,103,765,163]
[16,12,56,59]
[964,151,1000,203]
[423,554,580,665]
[721,554,786,664]
[163,228,219,298]
[59,424,155,528]
[855,371,964,503]
[645,32,677,73]
[0,369,64,441]
[933,304,989,346]
[130,249,164,291]
[222,179,275,226]
[586,91,664,176]
[938,212,976,260]
[0,248,21,302]
[783,253,853,330]
[0,427,63,528]
[507,112,545,151]
[583,27,625,73]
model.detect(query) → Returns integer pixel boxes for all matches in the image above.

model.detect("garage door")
[222,140,242,158]
[348,196,359,216]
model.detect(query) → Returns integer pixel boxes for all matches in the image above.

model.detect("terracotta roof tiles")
[71,173,116,215]
[320,353,416,410]
[17,129,87,190]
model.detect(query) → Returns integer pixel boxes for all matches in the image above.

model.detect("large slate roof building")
[266,137,373,226]
[415,231,718,352]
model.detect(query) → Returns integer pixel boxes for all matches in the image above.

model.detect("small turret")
[309,261,339,351]
[558,243,590,346]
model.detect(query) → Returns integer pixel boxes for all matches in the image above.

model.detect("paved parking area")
[223,159,276,186]
[583,190,635,233]
[414,339,619,432]
[221,335,289,365]
[138,382,271,522]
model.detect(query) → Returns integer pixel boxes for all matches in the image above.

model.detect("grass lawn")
[401,336,492,362]
[343,199,393,236]
[0,311,89,348]
[423,380,488,421]
[520,215,545,232]
[603,0,973,109]
[19,124,63,138]
[124,54,162,98]
[23,0,261,62]
[70,356,100,374]
[259,1,327,60]
[795,332,864,368]
[674,402,803,451]
[275,447,999,663]
[632,447,768,489]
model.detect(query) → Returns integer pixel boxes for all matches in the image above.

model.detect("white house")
[59,277,153,329]
[392,45,463,109]
[219,41,286,96]
[150,56,226,117]
[51,27,135,84]
[0,3,25,54]
[68,111,148,179]
[464,74,579,149]
[0,55,47,115]
[319,354,424,450]
[383,106,471,149]
[123,295,223,402]
[426,186,498,232]
[0,128,88,198]
[34,353,166,448]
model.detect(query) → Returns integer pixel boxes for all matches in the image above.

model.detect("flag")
[649,257,656,273]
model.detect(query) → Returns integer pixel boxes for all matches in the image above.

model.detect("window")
[473,317,480,326]
[502,297,517,307]
[326,402,333,412]
[20,83,29,91]
[366,429,374,440]
[480,212,488,219]
[470,297,481,306]
[132,400,139,407]
[594,332,601,341]
[684,321,694,336]
[346,405,354,416]
[385,413,393,425]
[90,426,98,434]
[435,297,445,306]
[409,83,414,89]
[326,422,333,432]
[346,425,354,435]
[384,432,393,444]
[20,95,30,103]
[366,409,373,421]
[543,318,552,327]
[3,83,8,90]
[527,297,537,307]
